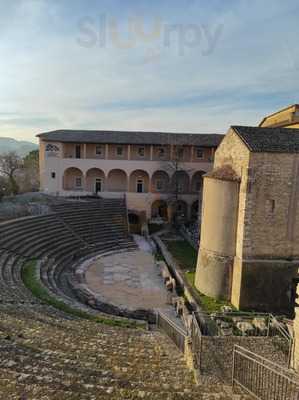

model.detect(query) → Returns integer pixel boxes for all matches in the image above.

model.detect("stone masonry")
[195,126,299,313]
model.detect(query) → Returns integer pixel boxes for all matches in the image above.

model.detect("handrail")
[234,345,297,376]
[232,345,299,399]
[269,313,292,341]
[156,311,188,353]
[157,311,188,337]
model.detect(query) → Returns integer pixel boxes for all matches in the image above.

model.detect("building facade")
[37,130,223,222]
[195,125,299,314]
[259,104,299,128]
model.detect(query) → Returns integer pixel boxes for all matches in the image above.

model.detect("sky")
[1,0,299,143]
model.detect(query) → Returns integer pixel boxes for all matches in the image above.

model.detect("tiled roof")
[232,125,299,153]
[37,129,224,147]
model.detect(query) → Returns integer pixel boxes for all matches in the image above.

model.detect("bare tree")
[0,152,22,195]
[164,143,193,225]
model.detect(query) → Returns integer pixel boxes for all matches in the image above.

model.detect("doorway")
[137,179,144,193]
[95,178,102,193]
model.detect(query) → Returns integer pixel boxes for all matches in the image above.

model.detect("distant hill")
[0,137,38,156]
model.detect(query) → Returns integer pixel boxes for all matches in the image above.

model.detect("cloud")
[0,0,299,142]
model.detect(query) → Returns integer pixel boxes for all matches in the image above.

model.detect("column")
[105,144,109,159]
[83,143,87,159]
[150,145,153,161]
[170,144,174,161]
[190,146,194,162]
[128,144,131,160]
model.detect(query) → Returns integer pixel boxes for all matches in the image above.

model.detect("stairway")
[0,304,250,399]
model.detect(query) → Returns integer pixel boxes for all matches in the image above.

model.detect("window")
[156,180,164,191]
[158,147,165,158]
[46,143,59,152]
[75,145,81,159]
[51,172,56,179]
[116,146,123,156]
[138,147,145,157]
[75,177,82,187]
[137,179,144,193]
[96,145,103,156]
[95,178,102,192]
[196,147,204,159]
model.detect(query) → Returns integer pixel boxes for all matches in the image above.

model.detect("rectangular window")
[75,145,81,159]
[75,177,82,187]
[116,146,123,156]
[196,147,204,159]
[137,179,143,193]
[96,145,103,156]
[138,147,145,157]
[95,178,102,192]
[51,172,56,179]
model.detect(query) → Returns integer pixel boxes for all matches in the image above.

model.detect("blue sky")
[1,0,299,143]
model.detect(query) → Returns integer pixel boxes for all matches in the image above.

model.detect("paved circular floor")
[85,250,169,310]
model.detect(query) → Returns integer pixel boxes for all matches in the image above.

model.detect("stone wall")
[196,127,299,312]
[199,336,288,383]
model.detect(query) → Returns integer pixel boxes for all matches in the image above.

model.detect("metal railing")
[232,345,299,400]
[190,313,202,369]
[156,311,188,353]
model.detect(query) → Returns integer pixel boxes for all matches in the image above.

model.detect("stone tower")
[195,125,299,313]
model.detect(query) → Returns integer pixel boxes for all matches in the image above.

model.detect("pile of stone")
[211,308,269,337]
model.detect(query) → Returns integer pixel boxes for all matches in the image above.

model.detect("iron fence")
[232,345,299,400]
[156,311,188,353]
[190,313,202,370]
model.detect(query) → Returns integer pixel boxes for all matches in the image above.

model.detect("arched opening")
[129,170,150,193]
[128,212,142,234]
[171,171,190,193]
[191,171,205,193]
[151,170,170,193]
[172,200,188,222]
[151,200,168,221]
[63,167,84,191]
[107,169,127,192]
[86,168,105,193]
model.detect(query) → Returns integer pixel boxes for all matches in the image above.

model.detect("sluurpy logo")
[76,14,223,59]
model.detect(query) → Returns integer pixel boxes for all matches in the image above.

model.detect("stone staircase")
[0,304,250,399]
[50,198,130,245]
[0,198,251,398]
[0,199,137,314]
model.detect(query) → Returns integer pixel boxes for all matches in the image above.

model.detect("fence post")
[232,345,235,392]
[267,314,271,337]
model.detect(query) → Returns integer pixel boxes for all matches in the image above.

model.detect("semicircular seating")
[0,198,136,316]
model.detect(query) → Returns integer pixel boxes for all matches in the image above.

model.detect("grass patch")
[185,271,235,313]
[165,239,235,313]
[148,223,164,235]
[22,260,142,329]
[165,240,197,271]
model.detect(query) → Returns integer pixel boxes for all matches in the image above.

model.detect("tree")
[164,143,193,226]
[20,150,39,192]
[0,152,22,195]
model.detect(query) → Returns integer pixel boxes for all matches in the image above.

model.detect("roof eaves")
[231,126,254,152]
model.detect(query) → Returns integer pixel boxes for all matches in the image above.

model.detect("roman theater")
[1,106,299,399]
